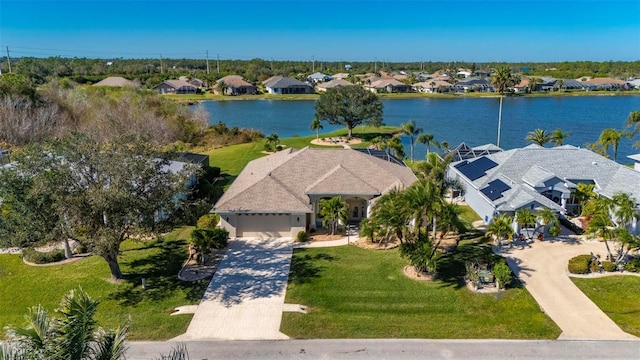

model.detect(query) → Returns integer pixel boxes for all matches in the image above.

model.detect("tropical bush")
[399,238,439,274]
[189,228,229,263]
[601,260,616,272]
[296,231,309,243]
[568,254,592,274]
[22,247,66,264]
[624,257,640,272]
[493,261,513,289]
[196,213,220,229]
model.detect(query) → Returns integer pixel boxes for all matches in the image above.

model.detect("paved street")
[499,237,638,340]
[174,237,293,340]
[126,339,640,360]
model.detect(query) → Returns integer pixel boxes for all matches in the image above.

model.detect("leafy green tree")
[0,134,191,281]
[400,119,423,162]
[314,85,383,138]
[490,66,516,147]
[525,128,551,146]
[550,128,572,146]
[310,117,323,141]
[597,128,631,162]
[486,214,514,245]
[318,196,348,235]
[2,288,128,360]
[417,133,440,155]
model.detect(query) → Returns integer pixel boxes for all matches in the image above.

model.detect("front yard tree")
[314,85,383,138]
[486,214,514,246]
[400,119,423,162]
[0,134,191,281]
[318,196,348,235]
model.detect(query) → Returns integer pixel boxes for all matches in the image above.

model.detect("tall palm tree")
[535,207,559,237]
[486,214,514,246]
[366,187,411,243]
[550,128,572,146]
[310,118,323,141]
[318,196,348,235]
[403,179,442,240]
[400,119,423,162]
[597,128,631,161]
[491,66,516,147]
[516,208,537,239]
[626,110,640,147]
[525,129,552,146]
[527,77,542,93]
[417,133,440,155]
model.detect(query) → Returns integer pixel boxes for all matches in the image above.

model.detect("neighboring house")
[556,79,591,90]
[216,75,257,95]
[316,79,354,92]
[262,76,314,94]
[92,76,137,87]
[456,70,472,78]
[332,73,350,80]
[307,72,332,83]
[213,147,417,238]
[628,154,640,172]
[365,78,411,93]
[412,80,453,93]
[628,79,640,89]
[153,80,199,94]
[448,144,640,234]
[178,76,204,88]
[585,77,629,90]
[446,142,503,162]
[474,70,492,78]
[454,78,492,92]
[513,79,530,93]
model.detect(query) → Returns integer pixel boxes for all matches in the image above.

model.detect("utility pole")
[312,55,315,72]
[6,46,12,73]
[160,54,164,74]
[374,57,377,73]
[206,50,210,74]
[216,53,220,74]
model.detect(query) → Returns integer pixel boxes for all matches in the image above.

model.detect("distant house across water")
[153,80,199,94]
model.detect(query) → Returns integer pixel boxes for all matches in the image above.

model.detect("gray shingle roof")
[264,77,310,89]
[214,148,418,213]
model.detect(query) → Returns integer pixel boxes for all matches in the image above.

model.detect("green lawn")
[281,245,560,339]
[571,276,640,337]
[0,227,209,340]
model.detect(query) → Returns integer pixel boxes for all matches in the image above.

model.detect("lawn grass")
[571,276,640,337]
[0,227,209,340]
[281,244,560,339]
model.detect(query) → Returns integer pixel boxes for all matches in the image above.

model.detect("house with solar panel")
[448,144,640,233]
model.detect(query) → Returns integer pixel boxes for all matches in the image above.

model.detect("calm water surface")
[198,96,640,163]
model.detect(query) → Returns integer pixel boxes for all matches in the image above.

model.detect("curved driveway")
[499,238,638,340]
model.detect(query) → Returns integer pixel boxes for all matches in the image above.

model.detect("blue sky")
[1,0,639,62]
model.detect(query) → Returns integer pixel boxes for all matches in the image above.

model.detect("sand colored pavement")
[175,237,293,341]
[499,238,638,340]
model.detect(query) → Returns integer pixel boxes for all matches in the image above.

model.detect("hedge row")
[22,248,66,264]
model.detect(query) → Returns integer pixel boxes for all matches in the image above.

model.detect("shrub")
[624,257,640,272]
[205,166,221,181]
[22,248,66,264]
[601,261,616,272]
[399,240,438,274]
[493,261,513,289]
[589,260,601,273]
[568,254,592,274]
[190,227,229,263]
[196,213,220,229]
[73,244,87,254]
[296,231,309,242]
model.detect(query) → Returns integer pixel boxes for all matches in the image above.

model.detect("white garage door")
[236,213,291,238]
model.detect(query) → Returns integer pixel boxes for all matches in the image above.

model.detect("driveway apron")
[178,237,293,340]
[500,238,638,340]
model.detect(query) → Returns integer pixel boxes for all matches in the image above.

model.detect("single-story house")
[448,144,640,234]
[213,147,417,238]
[262,76,314,94]
[307,72,332,83]
[332,73,350,80]
[216,75,257,95]
[454,78,492,92]
[316,79,354,92]
[412,80,453,93]
[93,76,137,88]
[584,77,629,90]
[365,79,411,93]
[628,79,640,90]
[153,80,199,94]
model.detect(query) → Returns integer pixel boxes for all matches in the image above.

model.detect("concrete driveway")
[498,237,638,340]
[175,237,293,340]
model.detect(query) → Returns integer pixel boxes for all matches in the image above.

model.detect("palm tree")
[550,128,572,146]
[3,288,128,360]
[366,188,411,243]
[369,136,386,150]
[400,119,423,162]
[217,80,229,95]
[486,214,514,246]
[626,110,640,147]
[527,77,541,93]
[525,128,552,146]
[385,136,405,159]
[597,128,631,161]
[535,207,559,238]
[417,133,440,155]
[491,66,516,147]
[403,179,442,241]
[310,118,323,141]
[318,196,348,235]
[555,79,564,91]
[265,133,280,152]
[516,209,537,240]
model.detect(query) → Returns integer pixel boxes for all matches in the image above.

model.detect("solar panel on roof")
[481,187,504,201]
[486,179,511,193]
[454,161,468,169]
[469,156,498,172]
[458,163,486,181]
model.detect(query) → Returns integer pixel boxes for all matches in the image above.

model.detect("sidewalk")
[293,234,359,249]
